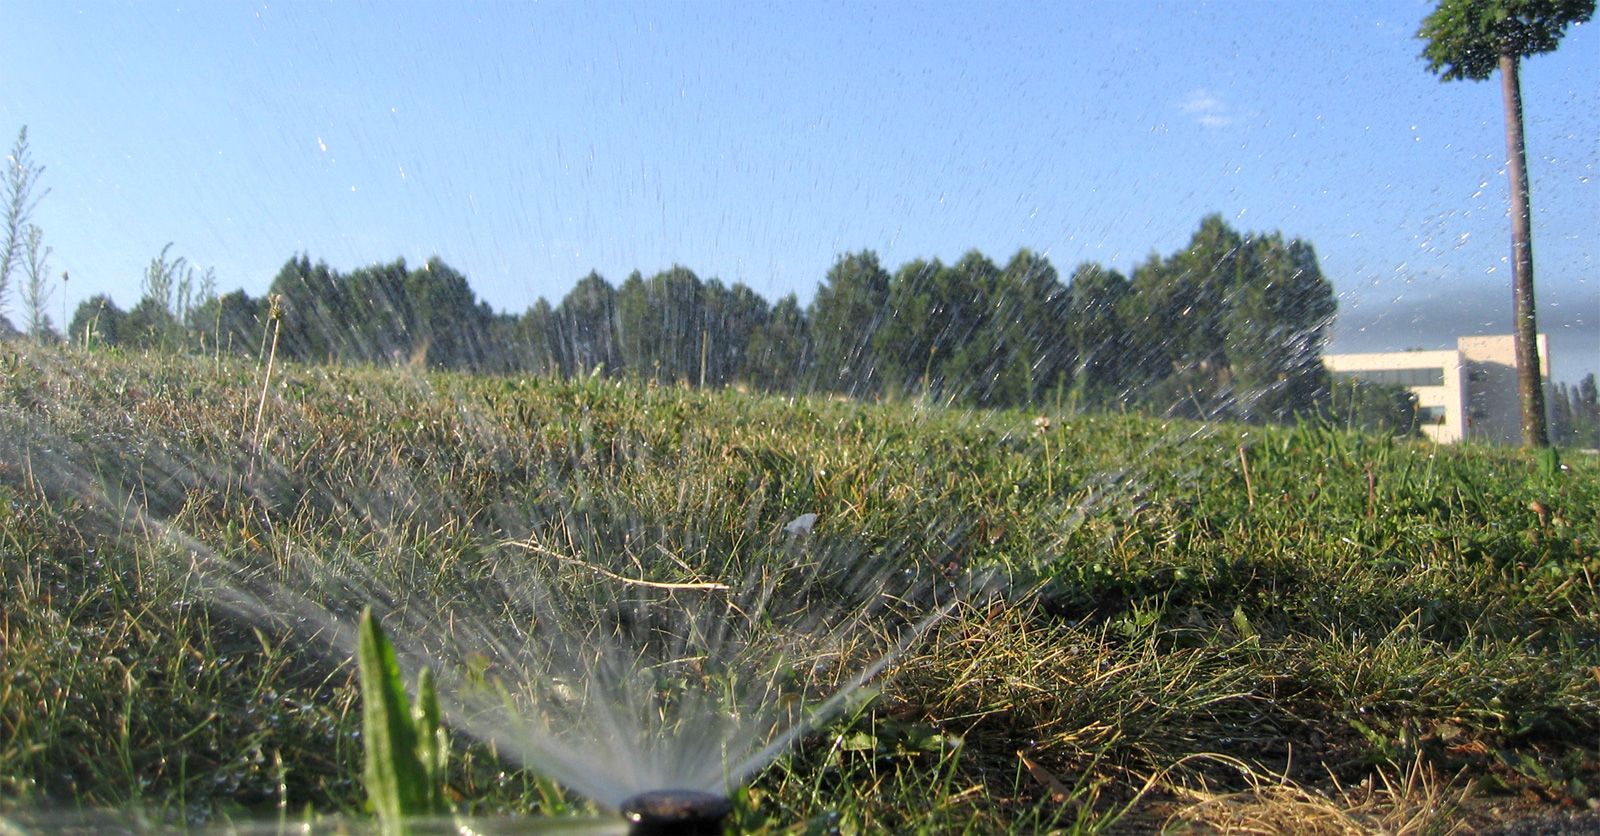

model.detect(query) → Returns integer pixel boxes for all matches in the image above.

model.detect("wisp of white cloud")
[1180,88,1233,128]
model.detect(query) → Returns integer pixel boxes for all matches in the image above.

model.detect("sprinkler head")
[619,789,733,836]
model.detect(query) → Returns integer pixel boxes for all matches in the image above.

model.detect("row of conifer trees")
[66,214,1418,426]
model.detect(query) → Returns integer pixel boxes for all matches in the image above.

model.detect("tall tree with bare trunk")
[1418,0,1593,447]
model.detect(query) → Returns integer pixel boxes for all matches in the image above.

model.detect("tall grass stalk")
[247,294,283,481]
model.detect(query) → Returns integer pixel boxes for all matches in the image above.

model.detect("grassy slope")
[1,344,1596,832]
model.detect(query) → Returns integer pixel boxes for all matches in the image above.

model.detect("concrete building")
[1323,334,1550,444]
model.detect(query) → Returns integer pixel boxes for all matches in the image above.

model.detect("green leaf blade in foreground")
[358,607,437,831]
[413,666,449,814]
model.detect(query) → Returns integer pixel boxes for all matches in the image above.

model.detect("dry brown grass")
[1160,752,1469,835]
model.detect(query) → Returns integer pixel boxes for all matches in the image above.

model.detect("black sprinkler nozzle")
[620,789,733,835]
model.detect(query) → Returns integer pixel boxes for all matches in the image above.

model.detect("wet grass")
[1,343,1597,832]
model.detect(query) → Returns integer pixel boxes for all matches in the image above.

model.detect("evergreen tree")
[404,258,493,369]
[650,266,707,384]
[124,296,182,351]
[951,249,1066,407]
[615,271,657,378]
[1550,381,1577,444]
[1223,234,1337,422]
[743,293,811,392]
[68,294,127,349]
[555,271,620,376]
[1063,262,1132,409]
[1117,253,1176,405]
[190,290,265,358]
[1558,373,1600,448]
[695,278,753,387]
[807,251,891,397]
[994,249,1070,407]
[1127,246,1230,416]
[1122,216,1338,420]
[268,254,345,362]
[702,280,768,387]
[343,259,415,364]
[875,252,1002,403]
[614,267,706,383]
[1166,213,1246,373]
[503,301,558,375]
[873,257,945,399]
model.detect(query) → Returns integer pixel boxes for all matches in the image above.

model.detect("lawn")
[2,344,1597,833]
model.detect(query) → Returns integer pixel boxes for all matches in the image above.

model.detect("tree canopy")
[1419,0,1594,80]
[68,215,1359,426]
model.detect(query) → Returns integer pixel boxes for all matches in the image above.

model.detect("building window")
[1418,406,1448,424]
[1331,367,1446,387]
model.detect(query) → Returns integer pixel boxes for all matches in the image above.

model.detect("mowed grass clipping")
[1,343,1597,832]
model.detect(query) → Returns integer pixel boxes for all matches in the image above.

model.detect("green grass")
[1,343,1597,832]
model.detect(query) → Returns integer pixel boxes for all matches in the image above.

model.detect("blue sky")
[3,1,1595,381]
